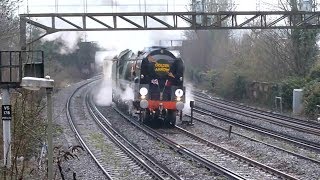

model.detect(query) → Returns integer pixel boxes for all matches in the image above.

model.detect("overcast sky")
[19,0,280,52]
[20,0,280,13]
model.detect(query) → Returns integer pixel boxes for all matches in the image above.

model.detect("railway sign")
[2,105,12,121]
[0,50,44,88]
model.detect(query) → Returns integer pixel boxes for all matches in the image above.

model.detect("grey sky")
[21,0,282,13]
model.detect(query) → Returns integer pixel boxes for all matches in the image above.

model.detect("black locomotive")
[112,47,185,127]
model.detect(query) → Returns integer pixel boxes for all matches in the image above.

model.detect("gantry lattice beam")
[19,11,320,49]
[20,11,320,32]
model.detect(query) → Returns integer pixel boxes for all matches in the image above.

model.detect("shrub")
[308,64,320,80]
[279,77,306,110]
[1,90,47,179]
[186,68,204,83]
[303,80,320,118]
[214,70,235,98]
[214,71,247,100]
[204,69,219,91]
[231,75,247,100]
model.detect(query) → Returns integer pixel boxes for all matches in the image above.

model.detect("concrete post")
[2,88,11,167]
[20,77,54,179]
[275,96,283,113]
[316,105,320,121]
[46,87,53,180]
[293,89,303,115]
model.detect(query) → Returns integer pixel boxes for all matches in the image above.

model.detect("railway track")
[67,79,178,180]
[110,106,299,179]
[193,106,320,152]
[184,114,320,164]
[66,81,311,179]
[87,90,182,180]
[112,107,245,180]
[161,126,297,180]
[194,92,320,135]
[66,79,112,179]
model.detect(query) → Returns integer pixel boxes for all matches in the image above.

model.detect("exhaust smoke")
[94,53,135,106]
[94,59,113,106]
[121,84,134,101]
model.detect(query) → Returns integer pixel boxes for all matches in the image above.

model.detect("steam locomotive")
[112,47,185,127]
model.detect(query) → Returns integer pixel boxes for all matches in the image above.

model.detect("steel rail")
[112,107,246,180]
[184,114,320,165]
[174,126,298,180]
[194,93,320,132]
[195,96,320,135]
[194,91,320,129]
[87,92,182,180]
[194,107,320,152]
[66,78,113,180]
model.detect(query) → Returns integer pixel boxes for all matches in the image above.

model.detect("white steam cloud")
[42,32,83,54]
[94,59,113,106]
[121,84,135,101]
[94,52,135,106]
[95,50,119,66]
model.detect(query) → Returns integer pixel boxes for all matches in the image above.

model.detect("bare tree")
[271,0,319,76]
[232,29,295,81]
[0,0,20,49]
[182,0,235,71]
[230,0,319,82]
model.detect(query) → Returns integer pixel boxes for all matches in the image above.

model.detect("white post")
[293,89,303,115]
[275,96,283,113]
[317,105,320,122]
[46,87,53,180]
[2,88,11,167]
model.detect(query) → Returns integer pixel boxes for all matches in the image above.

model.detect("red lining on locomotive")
[147,100,177,110]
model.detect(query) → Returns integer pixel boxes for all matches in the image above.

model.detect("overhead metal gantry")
[19,11,320,49]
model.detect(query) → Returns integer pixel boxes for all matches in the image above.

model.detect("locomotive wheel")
[166,110,176,128]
